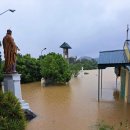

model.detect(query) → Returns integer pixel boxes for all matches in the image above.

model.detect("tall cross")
[127,24,129,40]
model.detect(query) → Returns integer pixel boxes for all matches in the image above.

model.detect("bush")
[40,52,72,84]
[0,91,26,130]
[16,54,41,83]
[69,63,81,77]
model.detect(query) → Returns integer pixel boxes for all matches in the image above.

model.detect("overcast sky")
[0,0,130,59]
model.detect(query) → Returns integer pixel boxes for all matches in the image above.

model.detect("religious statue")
[2,29,20,73]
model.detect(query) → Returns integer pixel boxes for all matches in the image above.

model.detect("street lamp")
[41,48,46,56]
[0,9,15,15]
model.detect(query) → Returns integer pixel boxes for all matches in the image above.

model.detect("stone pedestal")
[3,73,22,100]
[3,73,30,110]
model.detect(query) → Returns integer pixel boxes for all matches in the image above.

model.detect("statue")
[2,29,20,73]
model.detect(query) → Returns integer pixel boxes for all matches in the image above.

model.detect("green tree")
[69,63,81,77]
[40,52,72,84]
[68,56,77,64]
[76,58,97,70]
[16,54,41,83]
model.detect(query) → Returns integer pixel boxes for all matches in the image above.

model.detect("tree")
[68,56,77,64]
[40,52,72,85]
[75,58,97,70]
[69,63,81,77]
[16,54,41,83]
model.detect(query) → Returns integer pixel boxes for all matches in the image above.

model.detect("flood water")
[22,68,130,130]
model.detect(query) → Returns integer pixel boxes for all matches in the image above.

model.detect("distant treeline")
[69,56,98,70]
[0,53,97,84]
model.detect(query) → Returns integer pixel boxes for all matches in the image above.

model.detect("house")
[98,29,130,103]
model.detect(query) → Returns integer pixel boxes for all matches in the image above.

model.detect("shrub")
[0,91,26,130]
[40,52,72,84]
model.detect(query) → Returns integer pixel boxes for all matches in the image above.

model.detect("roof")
[60,42,72,49]
[98,50,130,69]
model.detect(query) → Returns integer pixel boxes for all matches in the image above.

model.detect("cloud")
[0,0,130,58]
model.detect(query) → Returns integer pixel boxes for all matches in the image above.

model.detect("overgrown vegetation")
[40,52,72,84]
[69,63,81,77]
[69,56,97,77]
[0,91,26,130]
[16,54,41,83]
[0,53,98,84]
[69,56,97,70]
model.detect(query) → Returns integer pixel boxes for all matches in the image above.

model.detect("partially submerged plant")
[0,91,26,130]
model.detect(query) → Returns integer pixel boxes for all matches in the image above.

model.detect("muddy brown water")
[22,68,130,130]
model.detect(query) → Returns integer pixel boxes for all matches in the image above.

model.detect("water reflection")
[21,68,130,130]
[113,89,120,101]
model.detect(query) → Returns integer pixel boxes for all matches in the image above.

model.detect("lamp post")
[0,9,15,15]
[41,48,46,56]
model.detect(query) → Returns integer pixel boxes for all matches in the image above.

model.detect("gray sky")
[0,0,130,59]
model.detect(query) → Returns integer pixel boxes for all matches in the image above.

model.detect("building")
[98,28,130,103]
[60,42,72,59]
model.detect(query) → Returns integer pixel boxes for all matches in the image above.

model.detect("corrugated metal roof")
[98,50,128,65]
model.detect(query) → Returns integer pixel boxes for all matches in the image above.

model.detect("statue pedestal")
[3,73,22,100]
[3,73,30,110]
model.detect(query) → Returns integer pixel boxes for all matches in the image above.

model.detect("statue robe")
[3,34,17,73]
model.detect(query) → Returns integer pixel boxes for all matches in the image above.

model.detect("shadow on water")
[22,68,130,130]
